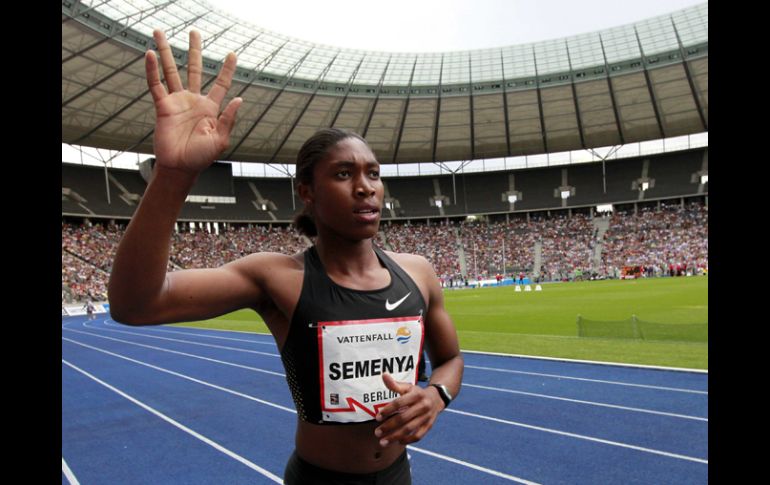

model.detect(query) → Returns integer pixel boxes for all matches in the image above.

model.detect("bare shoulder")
[225,251,305,279]
[384,250,437,286]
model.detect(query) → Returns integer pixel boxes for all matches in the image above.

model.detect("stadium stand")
[62,198,707,302]
[62,148,707,222]
[62,146,708,302]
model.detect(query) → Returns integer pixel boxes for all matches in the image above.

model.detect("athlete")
[108,29,463,484]
[83,300,95,320]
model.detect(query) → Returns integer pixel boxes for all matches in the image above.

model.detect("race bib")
[318,315,424,423]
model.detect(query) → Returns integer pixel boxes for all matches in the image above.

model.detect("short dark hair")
[292,128,369,237]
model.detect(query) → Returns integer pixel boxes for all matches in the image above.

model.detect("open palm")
[146,29,242,173]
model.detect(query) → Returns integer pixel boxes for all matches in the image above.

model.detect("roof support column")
[431,54,444,163]
[500,51,512,157]
[633,27,666,139]
[599,34,626,145]
[392,57,419,162]
[532,47,549,154]
[565,41,586,149]
[670,18,708,131]
[362,56,393,138]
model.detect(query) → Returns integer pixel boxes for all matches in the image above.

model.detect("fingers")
[187,30,203,94]
[374,379,439,446]
[376,374,413,420]
[375,402,434,446]
[216,96,243,148]
[153,30,183,93]
[145,50,167,104]
[207,52,238,107]
[382,373,412,395]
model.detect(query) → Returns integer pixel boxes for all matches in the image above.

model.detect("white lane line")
[464,383,707,422]
[88,320,708,395]
[465,365,708,395]
[64,335,706,467]
[62,359,283,483]
[81,322,279,357]
[62,337,539,483]
[63,327,285,377]
[461,349,708,373]
[66,327,705,423]
[445,408,708,465]
[62,457,80,485]
[62,338,294,413]
[407,445,540,484]
[103,320,275,346]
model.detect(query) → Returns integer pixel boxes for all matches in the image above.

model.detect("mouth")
[353,207,380,222]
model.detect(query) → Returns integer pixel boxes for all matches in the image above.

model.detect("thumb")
[381,373,412,395]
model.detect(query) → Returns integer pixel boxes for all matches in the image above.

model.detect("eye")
[369,169,380,179]
[336,170,351,179]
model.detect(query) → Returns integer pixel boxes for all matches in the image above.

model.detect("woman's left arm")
[374,255,464,446]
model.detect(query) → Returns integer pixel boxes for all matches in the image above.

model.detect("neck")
[314,233,379,276]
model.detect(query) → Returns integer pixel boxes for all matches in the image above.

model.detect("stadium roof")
[62,1,708,165]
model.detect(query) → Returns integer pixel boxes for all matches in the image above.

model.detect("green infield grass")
[173,276,708,370]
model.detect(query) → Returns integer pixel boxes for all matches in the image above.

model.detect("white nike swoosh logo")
[385,292,411,311]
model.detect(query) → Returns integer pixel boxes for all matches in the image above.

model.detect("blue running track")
[62,315,707,484]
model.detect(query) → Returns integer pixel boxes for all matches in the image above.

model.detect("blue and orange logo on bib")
[396,326,411,344]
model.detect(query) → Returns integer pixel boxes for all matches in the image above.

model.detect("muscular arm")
[108,167,265,325]
[108,29,253,325]
[374,254,463,446]
[422,265,464,401]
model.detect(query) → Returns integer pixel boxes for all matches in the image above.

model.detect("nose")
[355,175,376,198]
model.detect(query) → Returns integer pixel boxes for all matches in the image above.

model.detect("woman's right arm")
[108,29,251,325]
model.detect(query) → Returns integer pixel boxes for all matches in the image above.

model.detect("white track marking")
[81,322,279,357]
[62,338,538,483]
[407,445,540,484]
[63,327,285,377]
[63,338,294,413]
[464,383,707,421]
[62,458,80,485]
[103,320,275,345]
[64,327,703,420]
[460,349,708,373]
[465,365,707,394]
[62,359,283,483]
[445,409,708,464]
[64,335,707,466]
[87,321,704,394]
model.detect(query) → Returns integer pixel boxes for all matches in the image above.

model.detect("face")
[300,137,384,242]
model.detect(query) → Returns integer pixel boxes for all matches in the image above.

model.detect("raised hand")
[146,29,242,174]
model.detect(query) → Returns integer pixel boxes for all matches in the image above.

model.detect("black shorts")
[283,449,411,485]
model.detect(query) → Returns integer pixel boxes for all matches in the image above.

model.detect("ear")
[297,182,313,204]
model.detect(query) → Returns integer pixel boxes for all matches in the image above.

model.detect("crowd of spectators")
[599,202,708,278]
[537,213,595,282]
[62,201,708,302]
[458,218,537,281]
[62,251,109,303]
[381,220,462,284]
[169,225,309,269]
[62,221,123,303]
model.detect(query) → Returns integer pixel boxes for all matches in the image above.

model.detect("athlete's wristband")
[429,384,453,408]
